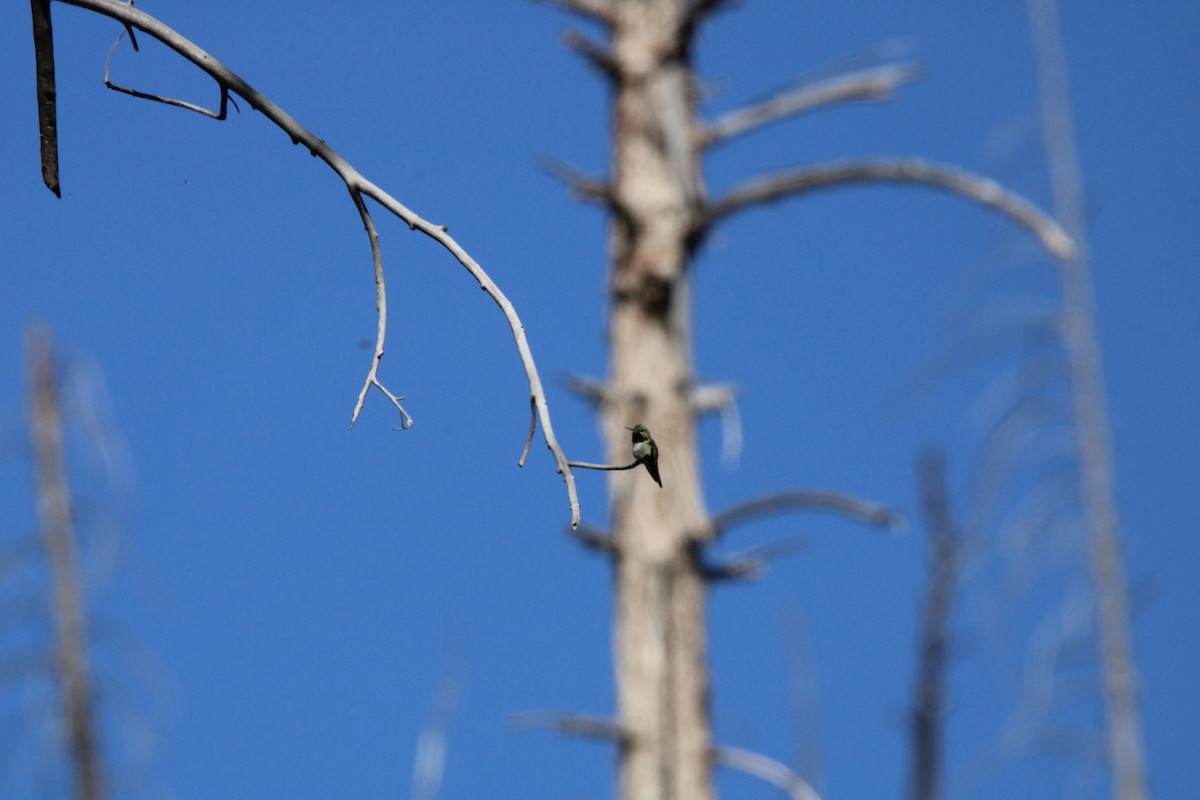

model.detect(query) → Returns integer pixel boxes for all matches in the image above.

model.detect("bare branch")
[568,523,615,553]
[536,0,614,25]
[31,0,60,196]
[512,711,628,745]
[700,159,1076,261]
[714,745,822,800]
[699,63,922,149]
[349,190,413,430]
[711,490,903,537]
[564,29,618,77]
[908,448,960,800]
[38,0,582,527]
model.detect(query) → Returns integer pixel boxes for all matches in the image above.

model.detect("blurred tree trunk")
[27,326,103,800]
[599,2,713,799]
[1027,2,1149,797]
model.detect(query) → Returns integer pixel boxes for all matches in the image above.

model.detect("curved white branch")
[701,158,1076,260]
[715,746,823,800]
[48,0,582,526]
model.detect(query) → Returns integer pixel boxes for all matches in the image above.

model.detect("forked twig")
[104,29,234,119]
[348,189,412,430]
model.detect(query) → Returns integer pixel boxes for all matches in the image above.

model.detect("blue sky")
[1,1,1196,799]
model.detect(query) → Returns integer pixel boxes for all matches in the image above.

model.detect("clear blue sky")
[1,2,1196,798]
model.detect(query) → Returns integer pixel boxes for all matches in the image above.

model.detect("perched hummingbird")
[626,424,662,488]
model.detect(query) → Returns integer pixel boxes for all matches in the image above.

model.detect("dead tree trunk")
[27,326,103,800]
[603,3,713,799]
[1027,2,1149,797]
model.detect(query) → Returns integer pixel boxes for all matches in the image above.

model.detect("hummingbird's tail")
[644,459,663,488]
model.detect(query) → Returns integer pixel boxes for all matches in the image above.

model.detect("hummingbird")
[626,424,662,487]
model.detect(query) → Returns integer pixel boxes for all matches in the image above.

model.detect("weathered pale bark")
[27,327,103,800]
[604,3,713,799]
[1027,2,1149,798]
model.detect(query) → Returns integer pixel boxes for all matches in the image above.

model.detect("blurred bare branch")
[411,647,463,800]
[714,745,822,800]
[712,490,902,537]
[908,449,961,800]
[701,537,805,582]
[699,63,922,148]
[512,711,628,746]
[691,383,742,468]
[568,523,616,554]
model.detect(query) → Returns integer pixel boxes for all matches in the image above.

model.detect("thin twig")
[714,745,822,800]
[567,459,640,472]
[104,30,231,119]
[711,490,903,537]
[38,0,581,526]
[518,395,536,467]
[700,159,1076,261]
[699,63,922,148]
